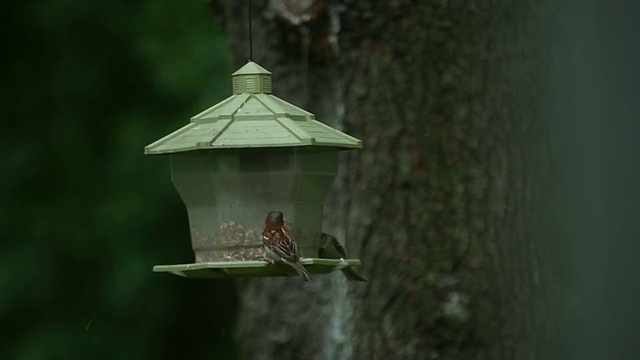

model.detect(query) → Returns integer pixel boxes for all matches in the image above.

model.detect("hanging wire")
[248,0,253,61]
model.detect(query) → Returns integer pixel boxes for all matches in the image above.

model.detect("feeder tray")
[153,258,361,279]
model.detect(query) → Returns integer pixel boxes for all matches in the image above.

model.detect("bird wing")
[319,233,348,258]
[268,228,299,262]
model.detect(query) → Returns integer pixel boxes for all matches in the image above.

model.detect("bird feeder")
[145,61,362,279]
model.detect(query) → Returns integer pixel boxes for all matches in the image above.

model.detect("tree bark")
[211,0,554,358]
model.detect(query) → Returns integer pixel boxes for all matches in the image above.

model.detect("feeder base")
[152,258,361,279]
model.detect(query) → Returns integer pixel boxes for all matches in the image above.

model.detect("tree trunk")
[211,1,553,358]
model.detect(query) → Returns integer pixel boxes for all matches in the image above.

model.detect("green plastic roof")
[145,61,362,154]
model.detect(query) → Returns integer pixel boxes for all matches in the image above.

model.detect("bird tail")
[341,267,367,282]
[291,262,311,282]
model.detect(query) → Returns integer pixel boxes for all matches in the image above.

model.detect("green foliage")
[1,0,238,358]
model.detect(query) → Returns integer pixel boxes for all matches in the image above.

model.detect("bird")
[262,211,312,282]
[318,233,367,282]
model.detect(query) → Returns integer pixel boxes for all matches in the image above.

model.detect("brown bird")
[319,233,367,282]
[262,211,311,282]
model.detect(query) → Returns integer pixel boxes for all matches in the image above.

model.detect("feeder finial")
[231,61,272,94]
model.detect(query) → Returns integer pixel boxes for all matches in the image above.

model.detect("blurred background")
[3,0,640,359]
[2,0,240,358]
